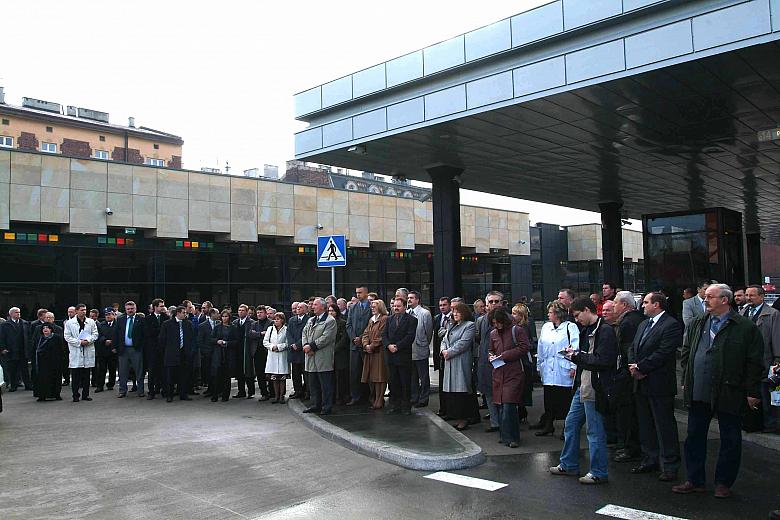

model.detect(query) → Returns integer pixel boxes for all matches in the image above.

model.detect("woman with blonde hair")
[512,303,537,422]
[532,300,580,436]
[361,299,389,409]
[263,312,289,404]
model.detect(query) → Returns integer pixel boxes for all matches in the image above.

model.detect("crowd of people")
[0,279,775,501]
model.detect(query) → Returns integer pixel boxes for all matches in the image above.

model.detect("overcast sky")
[1,0,638,228]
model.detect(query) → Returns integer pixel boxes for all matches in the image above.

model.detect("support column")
[599,201,624,288]
[746,232,762,284]
[427,165,463,299]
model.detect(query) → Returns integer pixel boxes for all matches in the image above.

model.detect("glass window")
[94,150,109,160]
[646,213,708,235]
[145,158,165,167]
[0,135,12,148]
[41,142,57,153]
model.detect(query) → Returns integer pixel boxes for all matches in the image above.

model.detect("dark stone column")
[427,165,463,299]
[599,201,624,288]
[746,232,762,284]
[510,255,532,304]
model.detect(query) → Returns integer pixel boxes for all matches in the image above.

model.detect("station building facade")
[0,147,646,320]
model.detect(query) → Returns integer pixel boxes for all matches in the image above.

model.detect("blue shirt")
[125,315,135,346]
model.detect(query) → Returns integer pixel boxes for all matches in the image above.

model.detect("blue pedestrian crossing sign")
[317,235,347,268]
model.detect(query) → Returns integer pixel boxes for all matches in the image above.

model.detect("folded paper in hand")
[77,330,91,341]
[490,357,505,369]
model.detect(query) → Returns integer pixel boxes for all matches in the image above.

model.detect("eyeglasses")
[487,300,501,304]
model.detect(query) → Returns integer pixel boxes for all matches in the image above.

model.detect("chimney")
[0,86,4,104]
[128,116,135,128]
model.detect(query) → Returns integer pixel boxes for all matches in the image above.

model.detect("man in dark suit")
[346,286,372,405]
[250,306,273,401]
[143,299,168,399]
[95,309,118,392]
[0,306,30,391]
[432,297,452,416]
[382,297,417,415]
[198,308,219,397]
[114,301,146,398]
[287,302,308,399]
[610,291,645,463]
[233,304,257,398]
[159,306,197,402]
[628,292,683,482]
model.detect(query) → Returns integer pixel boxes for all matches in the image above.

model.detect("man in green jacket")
[673,284,763,499]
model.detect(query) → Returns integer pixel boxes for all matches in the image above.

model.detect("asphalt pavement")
[1,384,779,520]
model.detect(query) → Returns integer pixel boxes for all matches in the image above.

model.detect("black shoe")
[95,387,104,393]
[137,392,145,398]
[180,395,192,401]
[483,414,490,420]
[131,386,137,392]
[535,428,555,437]
[36,397,45,402]
[221,397,229,402]
[319,409,332,416]
[414,401,428,408]
[82,397,92,401]
[485,426,500,433]
[117,393,127,398]
[166,396,174,403]
[302,407,321,414]
[72,397,79,402]
[631,463,659,474]
[658,471,678,482]
[8,387,17,392]
[211,397,219,402]
[289,393,300,400]
[233,393,246,399]
[614,451,640,463]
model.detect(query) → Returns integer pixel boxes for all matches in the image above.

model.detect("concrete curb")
[287,399,486,471]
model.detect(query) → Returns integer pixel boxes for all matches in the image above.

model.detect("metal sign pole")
[331,267,336,297]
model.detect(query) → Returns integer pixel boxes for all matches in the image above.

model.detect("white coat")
[264,324,289,375]
[64,317,99,369]
[537,320,579,388]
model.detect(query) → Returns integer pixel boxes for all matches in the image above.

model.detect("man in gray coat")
[476,290,507,432]
[302,297,337,415]
[408,290,433,407]
[346,286,371,405]
[682,281,710,335]
[743,285,780,433]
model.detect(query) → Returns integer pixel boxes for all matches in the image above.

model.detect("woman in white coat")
[531,300,580,436]
[263,312,289,404]
[63,304,99,402]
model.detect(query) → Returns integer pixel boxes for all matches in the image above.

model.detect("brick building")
[0,87,182,168]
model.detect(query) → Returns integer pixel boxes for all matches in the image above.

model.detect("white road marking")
[596,504,690,520]
[424,471,508,491]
